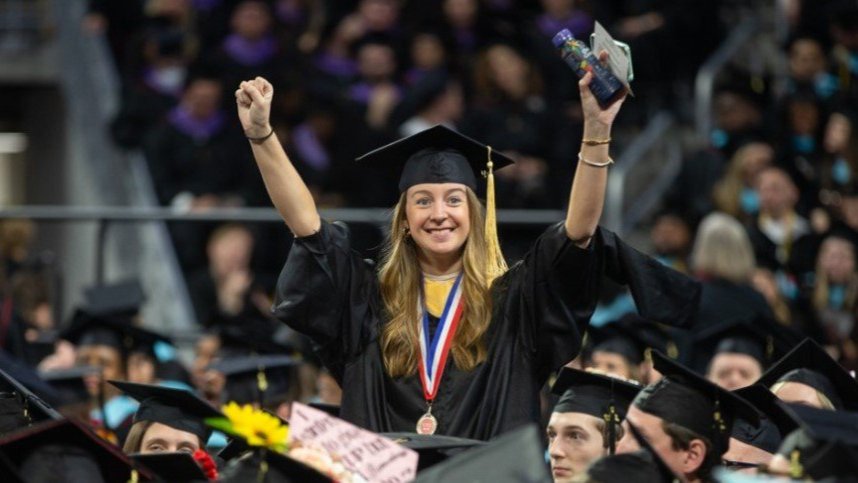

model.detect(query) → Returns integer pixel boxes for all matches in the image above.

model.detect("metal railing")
[694,16,758,143]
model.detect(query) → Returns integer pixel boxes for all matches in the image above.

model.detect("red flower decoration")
[193,449,219,481]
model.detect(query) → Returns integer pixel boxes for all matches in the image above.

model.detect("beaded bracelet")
[578,152,614,167]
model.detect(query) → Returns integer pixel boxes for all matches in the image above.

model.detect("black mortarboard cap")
[39,366,99,407]
[217,447,333,483]
[0,367,61,431]
[756,338,858,411]
[731,384,800,454]
[83,279,146,317]
[585,450,677,483]
[776,402,858,446]
[208,355,300,406]
[108,380,224,442]
[589,315,680,366]
[690,315,798,374]
[0,418,148,482]
[355,124,514,193]
[217,319,296,357]
[622,422,681,483]
[61,309,171,358]
[381,432,483,471]
[634,350,760,456]
[413,424,550,483]
[802,440,858,481]
[308,402,340,417]
[129,451,209,481]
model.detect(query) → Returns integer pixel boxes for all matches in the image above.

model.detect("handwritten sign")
[289,403,418,482]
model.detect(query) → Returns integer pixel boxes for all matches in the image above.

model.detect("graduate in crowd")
[616,350,759,483]
[236,55,698,439]
[547,367,641,482]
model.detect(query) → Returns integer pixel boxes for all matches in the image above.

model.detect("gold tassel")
[484,146,507,283]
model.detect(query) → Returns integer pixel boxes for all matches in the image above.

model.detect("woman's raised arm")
[236,77,321,236]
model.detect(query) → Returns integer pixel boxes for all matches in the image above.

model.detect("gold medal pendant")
[416,406,438,435]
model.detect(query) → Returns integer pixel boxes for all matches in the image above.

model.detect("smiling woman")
[234,69,695,440]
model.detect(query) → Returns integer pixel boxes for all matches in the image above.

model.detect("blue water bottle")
[552,29,626,107]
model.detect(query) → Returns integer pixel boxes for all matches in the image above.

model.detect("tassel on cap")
[484,146,507,282]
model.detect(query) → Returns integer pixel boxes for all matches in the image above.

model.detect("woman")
[112,380,222,454]
[236,64,691,439]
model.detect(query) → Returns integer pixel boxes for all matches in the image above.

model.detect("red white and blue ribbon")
[417,273,465,402]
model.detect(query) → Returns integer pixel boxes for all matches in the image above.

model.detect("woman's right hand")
[236,77,273,138]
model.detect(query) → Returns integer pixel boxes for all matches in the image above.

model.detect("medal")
[416,273,464,435]
[416,405,438,435]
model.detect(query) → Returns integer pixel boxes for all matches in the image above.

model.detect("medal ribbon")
[417,273,464,402]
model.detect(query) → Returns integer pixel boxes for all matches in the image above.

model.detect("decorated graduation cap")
[588,314,680,367]
[381,432,483,471]
[60,309,172,358]
[413,424,550,483]
[551,367,642,454]
[690,315,797,374]
[731,384,799,454]
[0,418,148,482]
[208,355,300,407]
[108,380,224,442]
[633,350,760,456]
[756,338,858,411]
[356,124,515,280]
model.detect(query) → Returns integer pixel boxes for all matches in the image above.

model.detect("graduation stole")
[416,273,464,434]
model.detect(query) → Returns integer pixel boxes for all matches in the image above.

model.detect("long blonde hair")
[379,188,496,378]
[690,212,756,283]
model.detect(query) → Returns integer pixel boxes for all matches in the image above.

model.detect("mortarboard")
[0,366,62,432]
[108,380,224,442]
[584,450,676,483]
[129,451,209,481]
[0,418,149,482]
[381,432,483,471]
[633,350,760,456]
[208,355,300,407]
[217,447,334,483]
[308,402,340,418]
[589,314,680,366]
[690,315,798,374]
[731,384,799,454]
[756,338,858,411]
[83,279,146,317]
[60,309,172,358]
[413,424,550,483]
[621,421,681,483]
[551,367,642,454]
[39,365,100,407]
[216,319,297,357]
[356,125,515,280]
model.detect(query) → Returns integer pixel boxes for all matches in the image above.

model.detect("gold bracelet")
[582,137,611,146]
[578,152,613,167]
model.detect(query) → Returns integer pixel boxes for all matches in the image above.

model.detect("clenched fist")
[235,76,274,138]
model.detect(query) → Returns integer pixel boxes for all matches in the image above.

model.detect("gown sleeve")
[270,220,378,378]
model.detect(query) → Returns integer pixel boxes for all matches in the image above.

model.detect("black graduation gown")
[273,220,700,440]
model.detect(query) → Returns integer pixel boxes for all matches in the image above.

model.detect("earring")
[403,226,410,238]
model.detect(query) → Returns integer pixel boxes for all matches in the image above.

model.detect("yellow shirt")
[423,273,459,317]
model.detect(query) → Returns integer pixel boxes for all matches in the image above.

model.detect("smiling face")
[547,411,606,482]
[405,183,471,266]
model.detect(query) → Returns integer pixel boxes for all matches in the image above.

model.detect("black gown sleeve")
[271,220,378,379]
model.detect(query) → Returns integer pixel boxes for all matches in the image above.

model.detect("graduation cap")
[39,366,100,407]
[60,309,172,358]
[413,424,550,483]
[108,380,224,442]
[551,367,642,454]
[588,315,680,367]
[216,319,296,357]
[633,350,760,457]
[356,125,515,279]
[217,448,334,483]
[690,315,798,374]
[619,421,681,483]
[208,355,300,407]
[130,451,209,481]
[83,279,146,317]
[0,418,149,482]
[756,338,858,411]
[731,384,800,455]
[0,367,62,432]
[381,432,483,471]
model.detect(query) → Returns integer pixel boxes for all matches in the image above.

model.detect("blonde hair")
[712,142,771,218]
[770,381,836,410]
[379,189,496,377]
[690,212,756,283]
[812,236,858,312]
[122,420,154,454]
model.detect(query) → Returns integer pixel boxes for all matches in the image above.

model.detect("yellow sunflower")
[220,402,289,452]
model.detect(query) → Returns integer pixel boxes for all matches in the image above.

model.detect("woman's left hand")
[580,51,628,134]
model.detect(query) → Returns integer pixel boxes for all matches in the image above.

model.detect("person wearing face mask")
[235,64,698,440]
